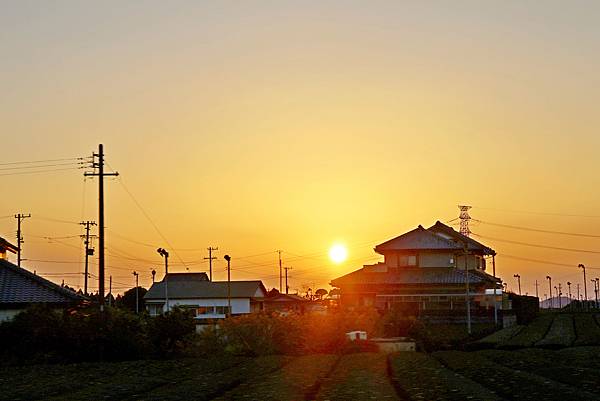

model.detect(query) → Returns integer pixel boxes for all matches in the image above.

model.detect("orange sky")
[1,2,600,297]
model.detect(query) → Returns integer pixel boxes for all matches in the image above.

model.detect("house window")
[215,306,230,315]
[399,254,417,267]
[196,306,216,315]
[148,304,164,316]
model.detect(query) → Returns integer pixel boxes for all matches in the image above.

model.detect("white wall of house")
[0,309,21,322]
[147,298,252,318]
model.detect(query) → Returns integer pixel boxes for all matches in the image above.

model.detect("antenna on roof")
[458,205,472,237]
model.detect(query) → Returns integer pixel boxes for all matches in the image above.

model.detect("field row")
[476,313,600,349]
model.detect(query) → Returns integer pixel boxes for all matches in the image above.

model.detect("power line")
[111,172,188,270]
[499,254,600,270]
[0,157,84,166]
[472,232,600,255]
[473,205,600,219]
[0,161,84,171]
[0,166,82,177]
[473,219,600,238]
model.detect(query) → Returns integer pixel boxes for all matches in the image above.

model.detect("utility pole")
[224,255,231,317]
[558,283,562,309]
[567,282,572,309]
[277,250,283,292]
[84,144,118,311]
[14,213,31,267]
[133,271,139,314]
[514,274,521,295]
[492,253,498,325]
[204,247,218,281]
[463,245,471,334]
[108,275,112,307]
[577,283,581,306]
[80,221,96,295]
[284,267,293,295]
[535,280,540,303]
[546,276,552,309]
[458,205,472,237]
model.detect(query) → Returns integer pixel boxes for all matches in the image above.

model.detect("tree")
[117,287,147,312]
[315,288,328,300]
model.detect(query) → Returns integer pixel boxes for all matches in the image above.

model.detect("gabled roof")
[331,267,500,287]
[0,259,83,304]
[428,221,495,255]
[374,225,460,254]
[265,293,308,303]
[144,277,267,300]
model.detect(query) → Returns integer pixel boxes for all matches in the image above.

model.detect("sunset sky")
[1,1,600,297]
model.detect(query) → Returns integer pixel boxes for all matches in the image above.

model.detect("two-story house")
[330,221,501,313]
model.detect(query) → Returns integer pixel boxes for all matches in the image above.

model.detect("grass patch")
[389,352,503,401]
[498,313,554,349]
[573,313,600,346]
[474,325,524,348]
[315,353,399,400]
[214,354,339,401]
[535,314,575,348]
[434,350,597,401]
[475,348,600,396]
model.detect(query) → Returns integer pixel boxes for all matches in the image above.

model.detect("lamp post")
[546,276,553,309]
[224,255,231,317]
[133,271,139,314]
[157,248,169,313]
[151,269,156,284]
[579,264,587,309]
[513,274,521,295]
[592,278,599,309]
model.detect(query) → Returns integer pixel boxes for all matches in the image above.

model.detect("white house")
[143,272,267,321]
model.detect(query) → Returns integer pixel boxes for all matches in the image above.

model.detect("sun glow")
[329,243,348,264]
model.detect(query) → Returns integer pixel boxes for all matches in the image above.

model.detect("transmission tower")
[458,205,472,237]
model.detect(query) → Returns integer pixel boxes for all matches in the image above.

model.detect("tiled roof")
[427,221,495,255]
[0,259,83,304]
[144,277,267,300]
[374,226,460,253]
[373,222,495,255]
[331,267,499,287]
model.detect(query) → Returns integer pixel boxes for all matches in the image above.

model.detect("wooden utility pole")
[464,245,471,334]
[284,267,292,294]
[80,221,96,295]
[84,144,118,311]
[492,254,498,325]
[224,255,231,317]
[14,213,31,267]
[579,264,587,309]
[108,275,112,307]
[204,247,218,281]
[277,250,283,292]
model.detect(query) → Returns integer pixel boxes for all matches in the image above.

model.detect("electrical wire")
[0,157,84,166]
[473,205,600,219]
[473,219,600,238]
[472,232,600,255]
[0,161,85,171]
[0,167,83,177]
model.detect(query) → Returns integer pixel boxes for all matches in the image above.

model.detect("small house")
[144,272,267,320]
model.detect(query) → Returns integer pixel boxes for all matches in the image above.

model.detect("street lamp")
[579,264,587,309]
[224,255,231,317]
[513,274,521,295]
[157,248,169,313]
[546,276,553,309]
[133,271,139,314]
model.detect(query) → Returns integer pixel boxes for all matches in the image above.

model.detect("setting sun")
[329,244,348,264]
